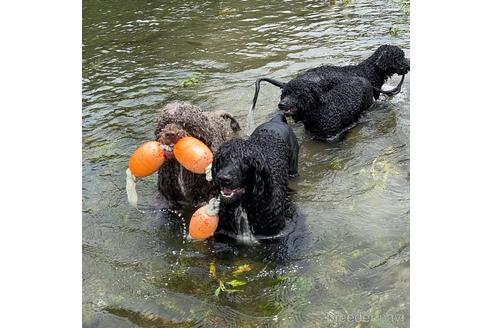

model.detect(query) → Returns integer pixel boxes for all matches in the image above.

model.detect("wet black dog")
[251,45,410,139]
[211,113,299,242]
[279,75,374,139]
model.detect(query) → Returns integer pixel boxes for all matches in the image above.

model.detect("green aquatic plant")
[327,157,345,170]
[389,26,401,37]
[209,260,217,279]
[232,264,252,276]
[211,260,249,296]
[227,279,247,287]
[396,0,410,15]
[214,279,246,296]
[359,151,400,190]
[181,74,201,88]
[214,281,225,296]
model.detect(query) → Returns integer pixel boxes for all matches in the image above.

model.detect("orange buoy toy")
[173,136,213,175]
[128,141,166,177]
[189,198,220,240]
[126,141,166,208]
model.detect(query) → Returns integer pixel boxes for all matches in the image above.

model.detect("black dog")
[280,75,374,139]
[251,45,410,139]
[212,113,299,242]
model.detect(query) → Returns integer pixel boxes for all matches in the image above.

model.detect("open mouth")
[220,186,245,199]
[280,107,298,116]
[161,144,174,159]
[398,60,410,74]
[397,67,409,75]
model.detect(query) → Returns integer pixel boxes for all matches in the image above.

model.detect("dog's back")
[251,112,299,177]
[298,45,409,99]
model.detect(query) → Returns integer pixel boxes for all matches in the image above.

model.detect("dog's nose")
[217,172,233,186]
[278,101,287,110]
[164,131,176,140]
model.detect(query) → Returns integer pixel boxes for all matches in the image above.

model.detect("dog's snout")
[402,58,410,72]
[164,131,176,139]
[278,101,287,110]
[217,172,233,186]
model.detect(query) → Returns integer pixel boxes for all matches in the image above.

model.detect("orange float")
[126,137,214,209]
[189,198,220,240]
[173,136,213,174]
[128,141,166,177]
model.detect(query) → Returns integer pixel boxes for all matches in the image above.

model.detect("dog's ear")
[251,156,270,197]
[154,117,168,140]
[220,112,241,132]
[375,50,390,71]
[302,81,323,107]
[211,144,227,183]
[154,125,162,140]
[252,166,265,196]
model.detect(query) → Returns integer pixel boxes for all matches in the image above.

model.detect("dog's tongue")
[222,187,234,195]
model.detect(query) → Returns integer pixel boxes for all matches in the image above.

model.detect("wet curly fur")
[212,113,299,240]
[154,101,240,206]
[278,45,410,139]
[282,76,374,139]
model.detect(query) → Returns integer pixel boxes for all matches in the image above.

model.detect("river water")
[83,0,410,327]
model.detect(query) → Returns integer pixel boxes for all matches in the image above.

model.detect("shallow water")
[83,0,410,327]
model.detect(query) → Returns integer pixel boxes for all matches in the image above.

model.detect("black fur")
[280,76,374,139]
[289,45,410,100]
[252,45,410,139]
[212,113,299,239]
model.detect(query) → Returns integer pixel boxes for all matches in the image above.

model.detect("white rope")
[126,168,138,208]
[205,163,213,182]
[204,197,220,216]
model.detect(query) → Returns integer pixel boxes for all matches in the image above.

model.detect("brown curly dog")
[154,101,240,206]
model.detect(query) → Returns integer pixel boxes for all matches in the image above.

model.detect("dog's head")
[154,101,211,159]
[373,45,410,76]
[278,79,323,121]
[212,139,270,204]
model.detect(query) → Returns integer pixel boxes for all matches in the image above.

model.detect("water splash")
[234,206,259,244]
[246,103,256,136]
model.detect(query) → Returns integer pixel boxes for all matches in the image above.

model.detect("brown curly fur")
[154,101,240,206]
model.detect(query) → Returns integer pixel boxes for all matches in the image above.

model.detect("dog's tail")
[251,77,286,112]
[372,74,405,97]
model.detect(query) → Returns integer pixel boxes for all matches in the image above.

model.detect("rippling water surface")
[83,0,410,327]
